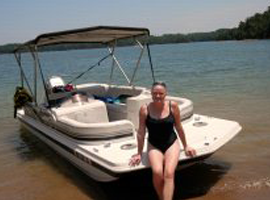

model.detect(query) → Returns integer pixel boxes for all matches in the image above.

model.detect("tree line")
[1,6,269,54]
[149,6,270,44]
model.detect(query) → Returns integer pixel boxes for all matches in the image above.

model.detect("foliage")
[0,43,20,54]
[235,6,270,39]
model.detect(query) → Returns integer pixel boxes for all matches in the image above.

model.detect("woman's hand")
[184,146,196,157]
[129,154,142,166]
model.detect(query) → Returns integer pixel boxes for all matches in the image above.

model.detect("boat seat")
[125,94,194,130]
[76,84,108,97]
[106,85,143,97]
[126,94,152,130]
[106,103,127,121]
[51,99,109,123]
[51,99,135,141]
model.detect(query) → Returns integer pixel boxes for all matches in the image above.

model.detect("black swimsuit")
[146,101,177,153]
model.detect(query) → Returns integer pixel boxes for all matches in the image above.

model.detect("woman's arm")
[136,105,147,155]
[172,101,196,157]
[129,105,147,166]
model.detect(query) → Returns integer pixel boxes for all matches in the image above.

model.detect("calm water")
[0,40,270,200]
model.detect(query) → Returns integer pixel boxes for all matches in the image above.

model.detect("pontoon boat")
[13,26,241,182]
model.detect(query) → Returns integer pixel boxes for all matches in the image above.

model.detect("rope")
[67,53,112,85]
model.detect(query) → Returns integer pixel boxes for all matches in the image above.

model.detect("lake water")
[0,40,270,200]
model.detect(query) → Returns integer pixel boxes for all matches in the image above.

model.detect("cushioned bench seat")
[50,99,135,141]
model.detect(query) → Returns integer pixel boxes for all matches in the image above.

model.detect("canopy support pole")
[147,43,155,83]
[130,39,145,85]
[109,42,116,86]
[14,51,34,97]
[108,42,131,85]
[29,46,50,106]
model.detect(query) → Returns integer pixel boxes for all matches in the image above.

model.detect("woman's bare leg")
[163,140,180,200]
[148,146,165,200]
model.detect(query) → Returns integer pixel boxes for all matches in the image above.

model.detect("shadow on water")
[17,126,231,200]
[101,160,231,200]
[173,160,231,199]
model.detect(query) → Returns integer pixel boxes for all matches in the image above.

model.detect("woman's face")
[151,85,167,103]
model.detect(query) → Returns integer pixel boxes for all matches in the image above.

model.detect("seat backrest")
[106,85,144,97]
[76,84,108,97]
[51,100,109,123]
[126,94,152,130]
[126,94,194,130]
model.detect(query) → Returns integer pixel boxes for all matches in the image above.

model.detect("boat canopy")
[13,26,155,105]
[18,26,150,48]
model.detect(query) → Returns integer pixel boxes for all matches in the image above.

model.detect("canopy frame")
[13,26,155,107]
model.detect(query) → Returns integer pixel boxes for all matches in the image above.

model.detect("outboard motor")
[47,76,65,92]
[46,76,74,107]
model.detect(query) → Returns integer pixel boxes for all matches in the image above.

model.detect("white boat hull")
[17,109,241,182]
[13,27,242,183]
[19,114,119,182]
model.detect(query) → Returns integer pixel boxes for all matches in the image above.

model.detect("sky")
[0,0,269,45]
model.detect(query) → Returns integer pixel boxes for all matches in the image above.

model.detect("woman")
[129,81,196,200]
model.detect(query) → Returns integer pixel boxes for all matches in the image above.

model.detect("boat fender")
[13,86,33,118]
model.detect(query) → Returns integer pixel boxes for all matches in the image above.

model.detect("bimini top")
[18,26,150,49]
